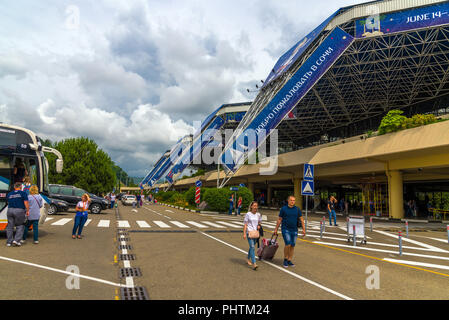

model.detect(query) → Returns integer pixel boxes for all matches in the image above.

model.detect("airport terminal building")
[150,0,449,221]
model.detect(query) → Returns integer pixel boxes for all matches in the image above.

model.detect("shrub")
[203,188,230,212]
[378,110,439,135]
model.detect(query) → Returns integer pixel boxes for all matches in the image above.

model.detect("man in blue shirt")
[6,182,30,247]
[274,195,306,268]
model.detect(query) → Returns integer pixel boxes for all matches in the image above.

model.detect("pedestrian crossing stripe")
[118,221,130,228]
[201,221,226,228]
[215,221,242,228]
[153,221,171,228]
[51,218,72,226]
[186,221,208,228]
[136,221,151,228]
[98,220,110,228]
[169,221,190,228]
[84,219,92,226]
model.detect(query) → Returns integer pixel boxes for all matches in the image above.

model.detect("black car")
[49,184,109,214]
[47,197,70,215]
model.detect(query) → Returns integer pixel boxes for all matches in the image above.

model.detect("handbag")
[248,230,260,239]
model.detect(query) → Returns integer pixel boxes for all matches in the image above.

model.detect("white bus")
[0,124,63,230]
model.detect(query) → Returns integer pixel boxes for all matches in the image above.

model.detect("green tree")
[47,137,116,195]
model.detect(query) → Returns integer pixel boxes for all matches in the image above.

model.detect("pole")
[322,216,325,233]
[447,225,449,244]
[399,231,403,256]
[320,221,323,240]
[370,216,373,232]
[353,225,356,247]
[406,221,409,238]
[305,195,308,232]
[217,163,220,189]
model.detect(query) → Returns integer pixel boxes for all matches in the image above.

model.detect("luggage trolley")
[347,216,367,245]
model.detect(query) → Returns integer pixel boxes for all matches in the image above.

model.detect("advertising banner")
[356,2,449,38]
[220,27,354,173]
[141,153,168,185]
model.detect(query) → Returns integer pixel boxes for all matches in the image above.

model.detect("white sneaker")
[34,241,39,244]
[20,240,26,244]
[6,243,11,247]
[12,241,21,247]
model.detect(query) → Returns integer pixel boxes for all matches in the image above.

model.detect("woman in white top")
[243,201,262,270]
[72,194,91,239]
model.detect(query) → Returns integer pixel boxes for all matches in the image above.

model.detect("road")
[1,202,449,300]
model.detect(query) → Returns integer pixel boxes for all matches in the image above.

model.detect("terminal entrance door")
[361,183,388,217]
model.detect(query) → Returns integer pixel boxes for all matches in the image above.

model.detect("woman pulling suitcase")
[243,201,262,270]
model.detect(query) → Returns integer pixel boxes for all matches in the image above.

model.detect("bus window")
[0,156,12,191]
[28,158,38,185]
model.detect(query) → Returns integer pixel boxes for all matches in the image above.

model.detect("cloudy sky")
[0,0,368,177]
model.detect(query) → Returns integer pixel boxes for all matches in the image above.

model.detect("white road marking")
[383,258,449,271]
[261,223,275,229]
[200,232,353,300]
[51,218,72,226]
[98,220,110,228]
[117,220,130,228]
[136,221,151,228]
[186,221,208,228]
[84,219,92,226]
[169,221,190,228]
[0,255,124,287]
[165,210,174,213]
[125,277,134,288]
[373,230,448,253]
[215,221,242,228]
[153,221,171,228]
[314,241,449,261]
[425,237,448,244]
[122,249,128,254]
[123,261,131,268]
[44,217,54,222]
[201,221,226,229]
[120,241,127,245]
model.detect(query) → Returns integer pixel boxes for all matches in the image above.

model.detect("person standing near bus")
[72,194,90,239]
[6,182,29,247]
[22,185,42,244]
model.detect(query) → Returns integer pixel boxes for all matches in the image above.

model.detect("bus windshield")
[0,156,12,191]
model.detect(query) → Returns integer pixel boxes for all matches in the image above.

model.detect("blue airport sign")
[239,183,246,188]
[230,187,239,192]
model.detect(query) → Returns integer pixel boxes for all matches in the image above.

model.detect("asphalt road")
[1,202,449,300]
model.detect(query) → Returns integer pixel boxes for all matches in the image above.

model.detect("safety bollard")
[323,216,326,233]
[406,221,409,238]
[399,231,403,256]
[447,225,449,244]
[346,217,349,235]
[353,225,356,247]
[370,217,373,232]
[320,221,323,240]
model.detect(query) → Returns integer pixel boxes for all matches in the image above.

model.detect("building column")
[294,178,303,210]
[388,170,404,219]
[248,182,255,198]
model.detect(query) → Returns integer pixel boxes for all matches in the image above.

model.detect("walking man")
[274,195,306,268]
[229,194,234,215]
[6,182,29,247]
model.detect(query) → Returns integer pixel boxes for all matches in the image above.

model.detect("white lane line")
[426,237,448,244]
[186,221,208,228]
[0,255,124,287]
[117,220,130,228]
[314,241,449,261]
[373,230,448,253]
[84,219,92,226]
[97,220,110,228]
[261,223,275,229]
[123,261,131,268]
[44,217,54,222]
[200,232,352,300]
[51,218,72,226]
[136,221,151,228]
[169,221,190,228]
[201,221,226,229]
[143,207,163,216]
[165,210,174,213]
[384,258,449,271]
[153,221,171,228]
[215,221,242,228]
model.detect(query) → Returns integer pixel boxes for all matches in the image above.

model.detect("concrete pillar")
[294,178,303,210]
[248,182,255,198]
[267,186,273,206]
[388,170,404,219]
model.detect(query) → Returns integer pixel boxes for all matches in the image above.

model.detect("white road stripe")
[122,249,128,254]
[120,241,127,245]
[123,261,131,268]
[51,218,72,226]
[384,258,449,271]
[200,232,353,300]
[98,220,110,228]
[373,230,448,253]
[117,220,130,228]
[153,221,171,228]
[165,210,174,213]
[125,277,134,288]
[215,221,242,228]
[44,217,54,222]
[84,219,92,226]
[261,223,275,229]
[170,221,190,228]
[201,221,226,228]
[228,221,245,226]
[136,221,151,228]
[186,221,208,228]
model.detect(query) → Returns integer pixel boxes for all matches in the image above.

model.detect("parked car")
[47,197,70,215]
[121,195,136,206]
[49,184,109,214]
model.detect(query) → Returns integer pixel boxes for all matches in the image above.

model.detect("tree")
[47,137,116,195]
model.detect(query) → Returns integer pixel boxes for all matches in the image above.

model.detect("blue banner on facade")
[356,2,449,38]
[166,115,225,184]
[263,9,340,88]
[220,27,354,173]
[141,154,168,185]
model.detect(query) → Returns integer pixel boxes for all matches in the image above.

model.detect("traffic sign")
[239,183,246,188]
[301,180,314,196]
[154,188,159,194]
[230,187,239,191]
[195,180,202,188]
[304,164,314,181]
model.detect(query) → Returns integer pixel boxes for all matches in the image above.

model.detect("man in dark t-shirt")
[274,196,306,268]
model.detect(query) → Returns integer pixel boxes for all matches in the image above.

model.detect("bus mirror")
[56,159,63,173]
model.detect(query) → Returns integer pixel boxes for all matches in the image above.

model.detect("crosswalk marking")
[51,218,72,226]
[201,221,226,228]
[84,219,92,226]
[228,221,244,226]
[186,221,208,228]
[45,217,54,222]
[215,221,242,228]
[153,221,171,228]
[169,221,190,228]
[98,220,110,228]
[261,223,275,229]
[118,220,130,228]
[136,221,151,228]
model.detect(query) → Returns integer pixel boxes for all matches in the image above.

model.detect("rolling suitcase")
[257,235,279,261]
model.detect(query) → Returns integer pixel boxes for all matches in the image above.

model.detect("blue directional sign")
[301,180,314,196]
[230,187,239,192]
[304,164,314,182]
[239,183,246,188]
[154,188,159,194]
[195,180,202,188]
